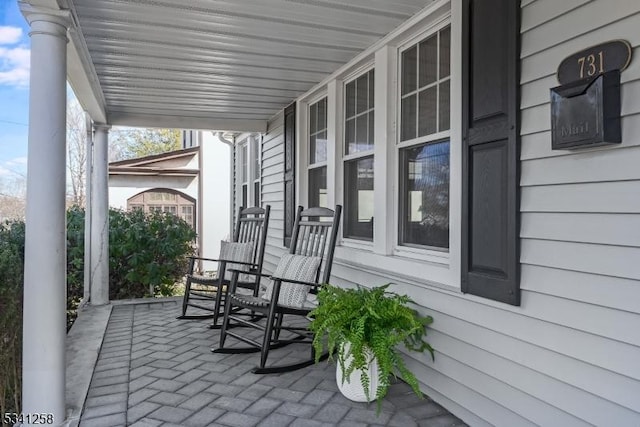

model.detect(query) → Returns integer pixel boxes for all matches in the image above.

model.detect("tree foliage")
[110,128,182,161]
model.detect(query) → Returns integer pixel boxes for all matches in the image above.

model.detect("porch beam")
[108,112,268,133]
[20,4,71,425]
[67,31,108,123]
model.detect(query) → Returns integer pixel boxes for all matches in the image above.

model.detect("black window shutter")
[283,102,296,248]
[461,0,520,305]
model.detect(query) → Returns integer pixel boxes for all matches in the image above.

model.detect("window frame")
[394,21,453,260]
[252,135,261,207]
[307,96,329,208]
[240,141,248,208]
[343,67,376,242]
[291,2,462,289]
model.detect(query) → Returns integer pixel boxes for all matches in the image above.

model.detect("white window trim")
[296,91,328,208]
[250,134,261,207]
[235,133,262,209]
[342,65,376,244]
[292,0,461,290]
[394,20,453,264]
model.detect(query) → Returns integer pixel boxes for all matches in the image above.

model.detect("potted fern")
[309,283,434,408]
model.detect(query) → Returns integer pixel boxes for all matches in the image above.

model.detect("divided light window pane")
[241,143,248,184]
[418,86,437,137]
[401,96,417,141]
[439,80,451,132]
[356,74,368,114]
[309,98,327,164]
[344,70,374,155]
[401,46,417,95]
[252,139,260,178]
[440,26,451,78]
[400,25,451,142]
[418,34,438,87]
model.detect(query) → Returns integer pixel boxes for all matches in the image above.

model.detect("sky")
[0,0,30,192]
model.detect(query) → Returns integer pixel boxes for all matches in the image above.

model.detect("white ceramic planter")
[336,342,380,402]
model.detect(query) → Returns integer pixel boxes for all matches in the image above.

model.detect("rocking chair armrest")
[188,255,223,263]
[189,256,256,267]
[226,268,268,278]
[270,275,320,288]
[218,260,258,267]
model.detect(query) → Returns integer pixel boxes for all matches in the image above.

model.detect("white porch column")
[90,124,110,305]
[20,4,70,425]
[83,114,93,303]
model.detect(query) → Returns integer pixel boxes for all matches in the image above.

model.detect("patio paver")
[79,299,466,426]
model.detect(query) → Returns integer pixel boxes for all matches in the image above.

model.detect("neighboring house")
[20,0,640,425]
[108,131,232,261]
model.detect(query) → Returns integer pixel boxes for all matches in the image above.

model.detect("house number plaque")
[557,40,632,84]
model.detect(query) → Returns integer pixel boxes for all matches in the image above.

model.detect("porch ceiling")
[60,0,434,131]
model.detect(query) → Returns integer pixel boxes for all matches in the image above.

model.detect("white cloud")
[0,45,30,87]
[0,27,22,45]
[7,156,27,166]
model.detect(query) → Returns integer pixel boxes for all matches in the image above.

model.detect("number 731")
[577,51,604,78]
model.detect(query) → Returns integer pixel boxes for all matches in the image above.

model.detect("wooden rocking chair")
[178,205,270,328]
[214,205,341,374]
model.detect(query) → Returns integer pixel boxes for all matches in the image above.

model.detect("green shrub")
[67,206,85,328]
[108,208,196,299]
[0,220,25,415]
[0,206,196,414]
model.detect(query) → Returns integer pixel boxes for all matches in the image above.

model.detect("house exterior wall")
[108,176,198,211]
[199,132,232,259]
[109,133,232,261]
[240,1,640,425]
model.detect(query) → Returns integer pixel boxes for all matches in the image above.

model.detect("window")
[308,98,328,208]
[399,26,450,249]
[399,141,449,249]
[253,136,261,207]
[240,142,248,208]
[181,205,193,225]
[344,69,375,240]
[127,190,196,228]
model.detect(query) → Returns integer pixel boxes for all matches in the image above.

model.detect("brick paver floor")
[79,299,467,427]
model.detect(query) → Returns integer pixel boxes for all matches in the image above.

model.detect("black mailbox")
[550,70,621,150]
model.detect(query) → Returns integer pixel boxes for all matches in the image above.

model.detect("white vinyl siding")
[251,1,640,425]
[261,112,289,275]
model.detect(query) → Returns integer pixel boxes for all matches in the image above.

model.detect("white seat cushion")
[262,254,321,308]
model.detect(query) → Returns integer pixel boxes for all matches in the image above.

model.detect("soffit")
[68,0,434,130]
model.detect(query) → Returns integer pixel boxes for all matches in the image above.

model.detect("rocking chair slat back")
[289,205,341,285]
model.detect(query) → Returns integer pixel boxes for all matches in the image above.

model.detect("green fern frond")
[309,283,436,410]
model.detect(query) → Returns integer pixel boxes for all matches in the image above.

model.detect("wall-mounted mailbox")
[550,70,621,150]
